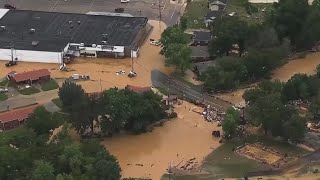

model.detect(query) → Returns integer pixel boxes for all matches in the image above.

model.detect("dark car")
[4,4,16,9]
[115,8,124,13]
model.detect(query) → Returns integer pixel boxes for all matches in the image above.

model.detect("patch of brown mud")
[102,101,221,180]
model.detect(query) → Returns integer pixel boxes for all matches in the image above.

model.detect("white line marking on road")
[50,0,60,12]
[88,0,97,11]
[170,4,177,22]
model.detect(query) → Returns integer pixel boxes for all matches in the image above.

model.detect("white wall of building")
[0,49,62,64]
[0,9,9,19]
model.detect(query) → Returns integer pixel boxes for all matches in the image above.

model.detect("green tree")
[26,106,60,135]
[179,16,188,31]
[32,160,55,180]
[246,93,283,135]
[209,16,251,56]
[268,0,309,47]
[58,81,87,111]
[163,43,192,73]
[283,114,306,143]
[282,74,314,101]
[317,64,320,78]
[222,108,240,137]
[159,26,188,55]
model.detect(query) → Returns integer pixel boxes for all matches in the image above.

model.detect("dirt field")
[0,20,172,93]
[237,144,282,165]
[102,101,222,180]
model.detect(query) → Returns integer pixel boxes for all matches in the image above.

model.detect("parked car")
[120,0,129,3]
[0,88,8,93]
[149,39,161,46]
[5,61,17,67]
[115,8,124,13]
[4,4,16,9]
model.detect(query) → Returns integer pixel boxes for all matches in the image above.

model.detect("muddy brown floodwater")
[217,52,320,105]
[102,101,221,180]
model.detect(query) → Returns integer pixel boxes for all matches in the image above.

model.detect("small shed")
[164,95,178,106]
[191,46,211,62]
[194,61,217,76]
[7,69,51,84]
[0,105,39,131]
[204,11,222,27]
[208,0,227,11]
[125,85,152,94]
[192,31,211,46]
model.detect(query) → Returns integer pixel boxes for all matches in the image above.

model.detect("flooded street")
[102,101,221,179]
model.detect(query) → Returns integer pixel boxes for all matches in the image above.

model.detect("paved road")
[0,89,60,112]
[0,0,184,26]
[151,70,233,111]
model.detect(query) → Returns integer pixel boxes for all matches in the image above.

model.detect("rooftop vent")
[92,44,97,48]
[102,34,108,40]
[102,41,107,44]
[70,24,73,29]
[80,43,84,47]
[0,26,6,31]
[32,41,39,46]
[29,29,35,34]
[77,21,81,25]
[69,21,72,24]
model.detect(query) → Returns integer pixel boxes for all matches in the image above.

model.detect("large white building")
[0,9,149,63]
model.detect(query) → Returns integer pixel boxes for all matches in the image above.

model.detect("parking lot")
[0,0,184,25]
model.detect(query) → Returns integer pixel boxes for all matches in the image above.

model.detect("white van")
[120,0,129,3]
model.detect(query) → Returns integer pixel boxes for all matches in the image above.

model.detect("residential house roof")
[0,105,39,123]
[205,11,223,21]
[191,46,210,58]
[194,61,217,75]
[125,85,152,93]
[9,69,50,82]
[193,31,211,42]
[208,0,227,5]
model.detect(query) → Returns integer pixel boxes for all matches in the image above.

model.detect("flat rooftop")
[0,9,148,52]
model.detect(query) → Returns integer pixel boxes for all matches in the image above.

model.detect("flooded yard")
[102,101,221,179]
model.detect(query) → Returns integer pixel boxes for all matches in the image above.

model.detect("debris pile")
[176,158,199,172]
[202,105,225,122]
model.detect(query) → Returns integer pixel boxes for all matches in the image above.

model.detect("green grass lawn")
[0,93,8,101]
[41,79,59,91]
[52,98,63,109]
[226,0,272,25]
[162,135,311,180]
[19,86,40,95]
[183,0,209,29]
[0,79,8,87]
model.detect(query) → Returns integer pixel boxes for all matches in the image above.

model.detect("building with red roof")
[0,105,39,131]
[8,69,51,84]
[125,85,152,93]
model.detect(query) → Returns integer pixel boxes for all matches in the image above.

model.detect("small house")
[194,61,217,76]
[191,46,211,62]
[208,0,227,11]
[0,105,38,131]
[192,31,211,46]
[164,95,178,106]
[7,69,51,85]
[204,11,222,27]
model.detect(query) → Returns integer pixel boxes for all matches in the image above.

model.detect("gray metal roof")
[0,9,148,52]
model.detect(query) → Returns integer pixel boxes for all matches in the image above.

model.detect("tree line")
[0,110,121,180]
[203,0,320,92]
[58,81,167,137]
[223,67,320,142]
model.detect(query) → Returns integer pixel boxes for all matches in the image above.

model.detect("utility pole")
[100,79,102,93]
[158,0,162,33]
[131,48,134,72]
[10,48,14,62]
